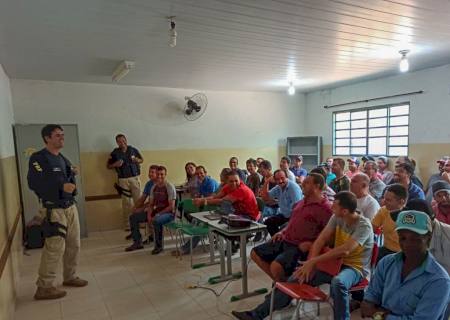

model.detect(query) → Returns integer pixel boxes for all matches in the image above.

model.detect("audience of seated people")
[233,191,373,320]
[260,169,303,236]
[250,173,332,283]
[245,158,262,195]
[350,173,380,220]
[289,155,307,184]
[425,156,450,203]
[345,157,361,179]
[119,153,450,320]
[371,183,408,261]
[229,156,247,183]
[363,160,386,203]
[376,156,393,184]
[361,210,450,320]
[330,158,351,193]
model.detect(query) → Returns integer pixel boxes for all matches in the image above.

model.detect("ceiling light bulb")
[399,50,410,73]
[288,83,295,95]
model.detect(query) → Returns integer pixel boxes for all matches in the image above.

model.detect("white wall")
[11,80,306,152]
[305,63,450,145]
[0,64,15,158]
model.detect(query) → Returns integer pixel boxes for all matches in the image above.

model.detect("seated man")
[350,173,380,220]
[245,158,262,196]
[330,158,351,193]
[125,165,159,251]
[147,166,177,255]
[372,184,408,262]
[261,169,303,236]
[193,170,259,221]
[229,156,247,183]
[361,210,450,320]
[251,173,332,282]
[324,157,336,185]
[290,155,307,184]
[345,157,361,179]
[257,160,278,213]
[280,156,296,182]
[425,156,450,203]
[377,156,393,185]
[431,181,450,224]
[233,191,373,320]
[195,165,219,197]
[363,160,386,203]
[310,166,335,202]
[390,162,425,201]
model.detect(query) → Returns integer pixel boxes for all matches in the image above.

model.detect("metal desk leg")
[192,231,220,269]
[226,239,232,275]
[230,232,268,301]
[208,235,241,284]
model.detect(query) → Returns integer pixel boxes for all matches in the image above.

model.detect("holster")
[42,207,68,239]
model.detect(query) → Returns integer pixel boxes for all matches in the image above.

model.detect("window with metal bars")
[332,103,409,156]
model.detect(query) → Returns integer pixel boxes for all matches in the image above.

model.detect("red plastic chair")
[269,229,381,320]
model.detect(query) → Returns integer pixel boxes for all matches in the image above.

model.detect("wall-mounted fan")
[184,93,207,121]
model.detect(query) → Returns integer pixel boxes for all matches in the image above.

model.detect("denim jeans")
[253,266,362,320]
[153,212,174,249]
[129,210,147,242]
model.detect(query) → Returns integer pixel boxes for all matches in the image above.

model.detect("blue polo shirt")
[290,166,307,178]
[408,182,425,201]
[268,180,303,218]
[198,176,219,197]
[364,252,450,319]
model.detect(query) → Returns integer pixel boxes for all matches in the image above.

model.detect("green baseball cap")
[396,210,432,235]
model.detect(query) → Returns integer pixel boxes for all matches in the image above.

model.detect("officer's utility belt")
[41,201,74,239]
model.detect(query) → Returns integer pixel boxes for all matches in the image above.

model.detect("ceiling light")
[287,82,295,95]
[399,50,410,73]
[112,60,135,82]
[168,16,177,47]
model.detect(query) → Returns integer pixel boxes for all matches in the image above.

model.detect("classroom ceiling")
[1,0,450,92]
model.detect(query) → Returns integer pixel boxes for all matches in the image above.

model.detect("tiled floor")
[14,230,364,320]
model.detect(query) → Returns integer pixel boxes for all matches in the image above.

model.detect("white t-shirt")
[286,169,296,182]
[357,194,380,221]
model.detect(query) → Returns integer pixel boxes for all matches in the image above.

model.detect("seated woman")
[361,210,450,319]
[183,162,199,197]
[371,183,408,262]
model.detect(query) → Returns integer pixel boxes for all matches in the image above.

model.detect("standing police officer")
[107,134,143,230]
[28,124,87,300]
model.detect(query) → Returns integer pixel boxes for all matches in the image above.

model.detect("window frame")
[332,102,410,157]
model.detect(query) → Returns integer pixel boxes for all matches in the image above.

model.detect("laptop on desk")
[204,200,234,220]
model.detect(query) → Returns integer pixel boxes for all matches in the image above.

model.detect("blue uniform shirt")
[268,180,303,218]
[364,252,450,320]
[290,166,307,178]
[109,146,142,178]
[198,176,219,197]
[408,182,425,201]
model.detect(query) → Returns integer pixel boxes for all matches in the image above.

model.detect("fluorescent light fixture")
[287,82,296,95]
[399,50,410,73]
[112,60,135,82]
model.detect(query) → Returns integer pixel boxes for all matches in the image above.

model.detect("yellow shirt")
[372,207,400,252]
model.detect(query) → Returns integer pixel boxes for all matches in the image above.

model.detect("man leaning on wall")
[107,134,143,230]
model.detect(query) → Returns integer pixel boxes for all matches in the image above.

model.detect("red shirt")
[282,196,333,245]
[433,202,450,224]
[222,182,259,220]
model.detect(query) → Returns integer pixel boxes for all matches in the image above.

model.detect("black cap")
[362,155,376,162]
[432,180,450,196]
